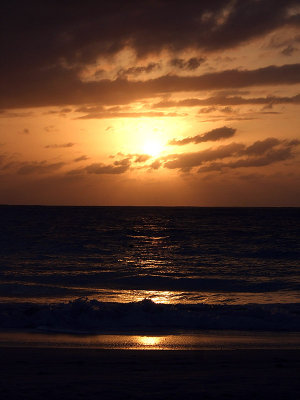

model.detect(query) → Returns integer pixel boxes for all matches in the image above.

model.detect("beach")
[1,207,299,399]
[1,347,299,399]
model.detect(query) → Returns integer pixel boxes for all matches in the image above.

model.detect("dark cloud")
[113,158,131,167]
[67,157,132,175]
[60,108,72,113]
[154,93,300,108]
[44,108,73,115]
[1,63,300,109]
[147,64,300,93]
[68,163,125,175]
[162,138,299,172]
[281,45,298,56]
[198,107,217,114]
[86,164,128,174]
[164,142,244,171]
[215,116,258,121]
[198,106,234,114]
[118,62,160,77]
[45,143,75,149]
[17,161,65,175]
[150,160,161,170]
[199,146,297,172]
[268,33,300,50]
[261,103,274,111]
[221,106,234,113]
[75,106,104,113]
[1,1,300,109]
[198,106,233,114]
[85,158,131,174]
[74,155,89,162]
[260,111,282,115]
[0,110,33,118]
[170,57,205,70]
[68,155,151,175]
[135,154,151,163]
[169,126,236,146]
[244,138,281,155]
[1,160,25,172]
[2,1,297,70]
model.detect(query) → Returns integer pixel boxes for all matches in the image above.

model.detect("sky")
[0,0,300,206]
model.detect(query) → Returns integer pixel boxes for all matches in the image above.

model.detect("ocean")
[0,206,299,335]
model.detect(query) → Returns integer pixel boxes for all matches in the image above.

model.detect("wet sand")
[0,347,299,399]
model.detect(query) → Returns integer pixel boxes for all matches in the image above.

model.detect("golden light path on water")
[1,332,300,350]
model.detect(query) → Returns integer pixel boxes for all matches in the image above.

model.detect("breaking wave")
[1,298,299,333]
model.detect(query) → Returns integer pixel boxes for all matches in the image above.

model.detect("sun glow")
[142,138,164,157]
[105,117,188,159]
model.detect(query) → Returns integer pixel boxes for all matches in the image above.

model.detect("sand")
[0,347,299,400]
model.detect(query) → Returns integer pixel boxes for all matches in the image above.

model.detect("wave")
[2,274,299,294]
[1,298,299,333]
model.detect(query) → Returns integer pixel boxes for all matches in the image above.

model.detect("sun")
[142,139,163,157]
[111,118,178,158]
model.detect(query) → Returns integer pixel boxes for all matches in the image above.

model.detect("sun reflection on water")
[138,336,161,347]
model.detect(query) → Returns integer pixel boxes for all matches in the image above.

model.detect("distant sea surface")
[0,206,299,333]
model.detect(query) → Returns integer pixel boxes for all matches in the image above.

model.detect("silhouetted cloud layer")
[154,94,300,108]
[2,63,300,109]
[2,1,297,67]
[85,162,130,174]
[1,1,300,109]
[162,138,299,172]
[169,126,236,145]
[68,158,132,175]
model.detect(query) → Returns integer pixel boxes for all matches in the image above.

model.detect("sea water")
[0,206,299,334]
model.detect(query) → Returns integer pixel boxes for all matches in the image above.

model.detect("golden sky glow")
[0,1,300,205]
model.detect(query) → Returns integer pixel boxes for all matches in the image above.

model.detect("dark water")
[0,206,299,332]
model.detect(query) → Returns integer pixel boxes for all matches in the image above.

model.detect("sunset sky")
[1,0,300,206]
